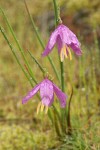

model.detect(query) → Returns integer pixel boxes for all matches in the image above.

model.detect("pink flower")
[22,78,67,114]
[42,24,82,62]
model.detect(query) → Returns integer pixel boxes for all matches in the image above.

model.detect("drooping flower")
[42,24,82,62]
[22,78,67,114]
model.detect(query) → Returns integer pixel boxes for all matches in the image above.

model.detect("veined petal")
[59,24,80,46]
[70,43,82,55]
[56,35,63,54]
[53,83,67,108]
[42,95,54,107]
[22,83,41,104]
[42,29,58,56]
[40,79,54,106]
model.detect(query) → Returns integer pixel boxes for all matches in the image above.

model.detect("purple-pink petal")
[56,35,63,53]
[59,25,73,45]
[70,43,82,55]
[59,24,82,56]
[22,83,41,104]
[42,28,58,56]
[58,25,79,45]
[53,83,67,108]
[42,94,54,107]
[40,79,54,106]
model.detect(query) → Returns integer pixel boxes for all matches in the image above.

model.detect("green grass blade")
[0,25,33,87]
[0,7,37,84]
[28,50,45,74]
[24,0,60,82]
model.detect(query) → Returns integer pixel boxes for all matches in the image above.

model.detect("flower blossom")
[22,78,67,114]
[42,24,82,62]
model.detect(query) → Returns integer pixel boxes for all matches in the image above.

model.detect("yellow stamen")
[36,102,41,114]
[45,106,48,114]
[41,104,45,112]
[63,45,68,58]
[67,47,72,60]
[60,45,68,62]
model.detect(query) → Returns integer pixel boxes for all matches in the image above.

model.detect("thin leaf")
[28,50,45,74]
[0,7,37,84]
[67,87,73,135]
[0,25,33,87]
[24,0,60,82]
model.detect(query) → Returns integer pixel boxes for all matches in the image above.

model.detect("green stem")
[53,0,66,135]
[24,0,60,82]
[53,0,64,91]
[60,61,64,92]
[0,7,37,84]
[53,0,60,26]
[0,25,33,87]
[60,60,65,133]
[67,87,73,135]
[28,50,45,74]
[54,110,61,137]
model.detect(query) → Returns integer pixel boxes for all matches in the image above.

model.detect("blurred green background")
[0,0,100,149]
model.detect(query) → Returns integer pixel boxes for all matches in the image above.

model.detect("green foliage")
[0,0,100,149]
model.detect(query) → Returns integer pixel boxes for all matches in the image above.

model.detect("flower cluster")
[22,23,82,114]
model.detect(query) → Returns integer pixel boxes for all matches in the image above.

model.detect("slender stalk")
[28,50,57,82]
[0,25,33,87]
[53,0,64,91]
[67,87,73,135]
[28,50,45,74]
[53,0,60,26]
[60,62,65,92]
[24,0,60,82]
[54,110,61,137]
[53,0,66,135]
[0,7,37,84]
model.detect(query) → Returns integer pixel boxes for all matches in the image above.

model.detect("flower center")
[36,102,48,114]
[60,45,72,62]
